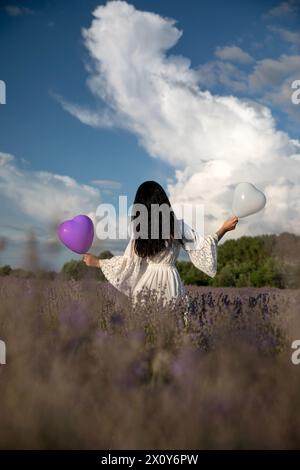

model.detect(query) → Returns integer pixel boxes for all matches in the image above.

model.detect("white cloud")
[91,179,122,190]
[215,45,254,64]
[249,54,300,90]
[196,52,300,123]
[0,152,101,232]
[248,54,300,124]
[268,25,300,45]
[59,1,300,237]
[4,5,33,16]
[196,60,248,91]
[267,1,298,17]
[52,93,115,128]
[197,51,300,98]
[0,152,104,268]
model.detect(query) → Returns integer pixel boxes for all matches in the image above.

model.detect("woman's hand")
[83,253,100,268]
[222,215,239,232]
[216,215,239,241]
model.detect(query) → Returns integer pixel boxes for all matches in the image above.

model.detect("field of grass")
[0,277,300,449]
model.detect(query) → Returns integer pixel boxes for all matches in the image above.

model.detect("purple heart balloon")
[58,215,94,254]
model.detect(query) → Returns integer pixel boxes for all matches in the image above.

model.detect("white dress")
[99,221,219,304]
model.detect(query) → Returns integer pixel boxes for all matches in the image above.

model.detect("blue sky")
[0,0,300,269]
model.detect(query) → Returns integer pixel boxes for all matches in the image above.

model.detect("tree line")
[1,233,299,288]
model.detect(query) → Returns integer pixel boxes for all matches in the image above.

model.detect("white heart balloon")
[232,182,266,218]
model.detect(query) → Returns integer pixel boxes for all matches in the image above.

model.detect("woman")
[83,181,238,304]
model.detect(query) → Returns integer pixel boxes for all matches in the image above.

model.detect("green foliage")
[10,268,35,279]
[0,265,12,276]
[62,259,88,280]
[98,250,114,259]
[176,261,209,286]
[1,234,299,288]
[178,233,299,288]
[61,250,114,281]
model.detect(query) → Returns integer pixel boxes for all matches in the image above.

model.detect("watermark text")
[291,339,300,365]
[291,80,300,105]
[0,340,6,365]
[0,80,6,105]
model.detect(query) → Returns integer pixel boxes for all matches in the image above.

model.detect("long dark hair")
[131,181,181,258]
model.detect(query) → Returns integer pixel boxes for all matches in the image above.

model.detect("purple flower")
[110,312,124,327]
[60,302,88,332]
[171,349,198,380]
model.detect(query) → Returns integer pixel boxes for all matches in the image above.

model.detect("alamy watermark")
[0,340,6,365]
[92,197,205,247]
[0,80,6,105]
[291,80,300,105]
[291,340,300,365]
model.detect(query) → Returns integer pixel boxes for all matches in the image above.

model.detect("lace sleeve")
[182,221,218,278]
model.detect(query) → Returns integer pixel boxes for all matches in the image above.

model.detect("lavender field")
[0,277,300,449]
